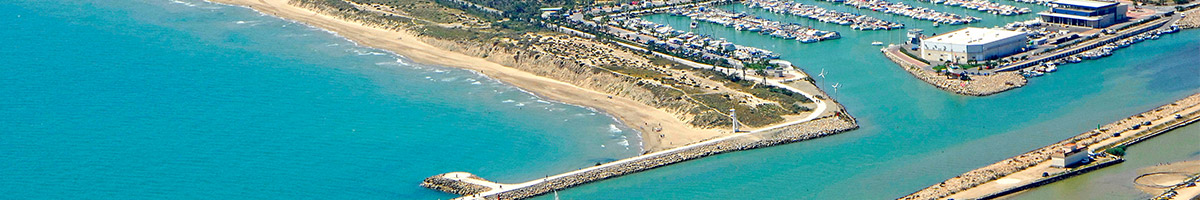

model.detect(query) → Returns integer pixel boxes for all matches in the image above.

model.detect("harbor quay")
[900,93,1200,200]
[424,114,859,200]
[880,0,1191,96]
[996,16,1175,72]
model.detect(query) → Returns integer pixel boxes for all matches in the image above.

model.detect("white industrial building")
[920,27,1028,64]
[1051,144,1089,168]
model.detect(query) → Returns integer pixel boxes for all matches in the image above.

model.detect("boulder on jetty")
[420,172,495,196]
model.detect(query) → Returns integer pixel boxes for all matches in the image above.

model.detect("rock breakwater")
[423,114,857,200]
[420,173,493,196]
[882,47,1027,96]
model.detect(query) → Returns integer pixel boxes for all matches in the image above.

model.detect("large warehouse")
[920,27,1028,64]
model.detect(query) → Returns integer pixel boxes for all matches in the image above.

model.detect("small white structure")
[920,27,1028,64]
[1051,143,1089,168]
[729,108,739,133]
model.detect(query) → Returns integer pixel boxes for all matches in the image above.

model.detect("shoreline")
[205,0,725,152]
[900,92,1200,200]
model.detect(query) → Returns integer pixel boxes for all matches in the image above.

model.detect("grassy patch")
[600,65,667,80]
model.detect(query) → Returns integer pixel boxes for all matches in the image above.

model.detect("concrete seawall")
[423,115,858,200]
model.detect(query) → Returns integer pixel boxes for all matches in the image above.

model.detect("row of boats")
[916,0,1031,16]
[610,17,781,62]
[829,0,980,25]
[744,0,904,30]
[1004,0,1054,6]
[672,7,840,43]
[1019,63,1057,77]
[1077,27,1174,60]
[1021,26,1181,78]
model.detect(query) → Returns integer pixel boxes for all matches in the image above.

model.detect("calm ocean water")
[1,0,1197,199]
[0,1,638,199]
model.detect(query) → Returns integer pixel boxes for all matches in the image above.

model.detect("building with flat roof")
[1039,0,1127,28]
[919,27,1028,64]
[1051,143,1090,168]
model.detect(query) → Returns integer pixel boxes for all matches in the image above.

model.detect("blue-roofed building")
[1038,0,1127,28]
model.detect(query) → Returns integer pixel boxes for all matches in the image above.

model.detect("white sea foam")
[208,0,649,152]
[501,99,515,103]
[608,124,623,133]
[172,0,197,7]
[515,103,525,107]
[471,81,482,85]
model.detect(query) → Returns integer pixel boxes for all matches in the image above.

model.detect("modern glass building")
[1038,0,1128,28]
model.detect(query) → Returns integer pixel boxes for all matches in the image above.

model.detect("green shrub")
[1105,145,1127,156]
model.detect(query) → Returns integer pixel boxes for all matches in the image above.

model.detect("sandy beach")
[206,0,724,152]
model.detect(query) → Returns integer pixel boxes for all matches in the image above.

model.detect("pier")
[424,110,858,200]
[826,0,980,24]
[745,0,905,30]
[672,6,840,42]
[914,0,1031,16]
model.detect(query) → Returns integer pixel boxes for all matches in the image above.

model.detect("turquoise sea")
[0,1,639,199]
[0,0,1197,200]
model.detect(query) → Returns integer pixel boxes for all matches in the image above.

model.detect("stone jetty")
[423,113,858,200]
[882,46,1027,96]
[900,93,1200,200]
[420,172,495,196]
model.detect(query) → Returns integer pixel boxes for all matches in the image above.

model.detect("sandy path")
[205,0,723,151]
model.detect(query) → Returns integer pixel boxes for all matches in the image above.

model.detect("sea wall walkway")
[425,114,858,200]
[900,93,1200,200]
